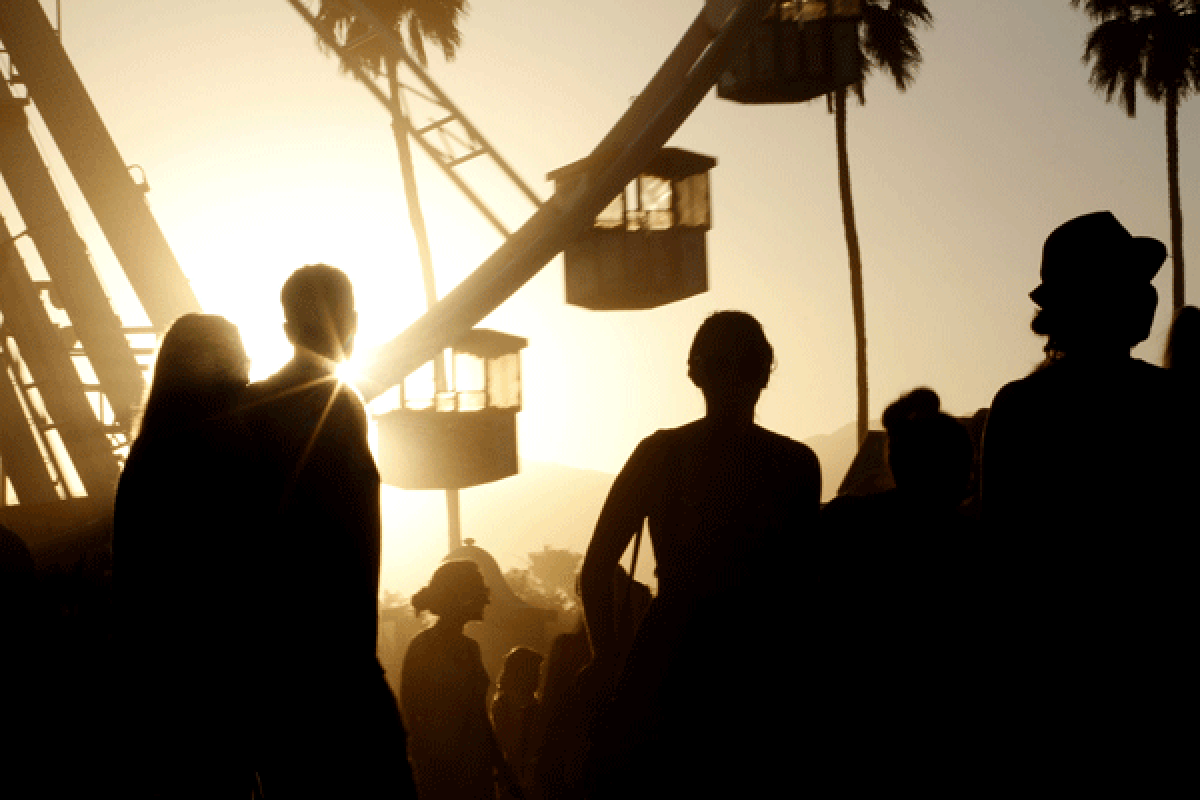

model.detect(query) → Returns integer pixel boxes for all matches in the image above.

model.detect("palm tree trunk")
[1166,88,1185,310]
[387,58,462,553]
[835,87,869,447]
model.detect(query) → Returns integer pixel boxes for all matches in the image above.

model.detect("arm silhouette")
[581,436,659,665]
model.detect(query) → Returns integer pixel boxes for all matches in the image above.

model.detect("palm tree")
[311,0,470,551]
[315,0,467,70]
[832,1,933,446]
[1070,1,1200,312]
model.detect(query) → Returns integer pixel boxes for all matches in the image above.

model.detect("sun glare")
[336,356,361,386]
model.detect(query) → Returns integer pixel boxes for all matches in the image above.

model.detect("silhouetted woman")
[113,313,253,798]
[580,311,821,798]
[402,560,522,800]
[981,212,1190,791]
[491,646,543,797]
[822,387,975,533]
[819,388,980,789]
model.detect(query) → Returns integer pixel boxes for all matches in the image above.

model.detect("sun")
[336,355,362,387]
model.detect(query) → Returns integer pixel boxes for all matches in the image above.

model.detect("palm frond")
[1076,1,1200,115]
[859,0,933,93]
[1083,15,1148,115]
[314,0,468,73]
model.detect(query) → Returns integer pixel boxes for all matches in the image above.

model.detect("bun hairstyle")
[688,311,774,391]
[882,388,973,500]
[411,559,485,618]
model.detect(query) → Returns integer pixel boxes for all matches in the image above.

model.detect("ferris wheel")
[288,0,863,550]
[0,0,861,558]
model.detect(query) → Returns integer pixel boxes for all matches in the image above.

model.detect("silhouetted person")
[823,387,975,534]
[1,523,40,791]
[983,211,1182,531]
[529,565,648,800]
[1165,304,1200,390]
[819,388,982,789]
[113,313,254,798]
[401,560,522,800]
[581,311,821,799]
[491,646,543,798]
[530,605,591,800]
[241,264,414,799]
[609,565,652,657]
[0,522,36,652]
[981,212,1190,791]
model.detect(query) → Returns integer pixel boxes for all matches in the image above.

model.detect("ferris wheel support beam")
[384,58,464,553]
[333,0,544,212]
[0,0,202,331]
[358,0,775,399]
[0,216,120,498]
[0,71,146,431]
[285,0,543,240]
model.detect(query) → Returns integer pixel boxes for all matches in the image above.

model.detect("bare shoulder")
[753,426,821,474]
[402,626,438,667]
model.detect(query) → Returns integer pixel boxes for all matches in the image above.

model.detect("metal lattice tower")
[0,0,200,520]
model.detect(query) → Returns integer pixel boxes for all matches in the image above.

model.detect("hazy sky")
[4,1,1197,585]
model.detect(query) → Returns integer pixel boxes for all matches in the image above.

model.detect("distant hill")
[380,424,881,594]
[380,460,620,595]
[802,420,880,503]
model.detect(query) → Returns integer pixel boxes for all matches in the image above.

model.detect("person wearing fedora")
[980,211,1190,791]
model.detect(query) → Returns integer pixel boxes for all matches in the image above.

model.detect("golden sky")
[4,1,1197,587]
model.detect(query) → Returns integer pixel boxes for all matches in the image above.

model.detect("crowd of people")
[5,208,1192,797]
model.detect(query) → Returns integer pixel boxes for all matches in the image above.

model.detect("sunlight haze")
[4,1,1196,591]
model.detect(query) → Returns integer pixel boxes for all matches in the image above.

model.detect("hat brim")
[1031,235,1168,308]
[1132,236,1168,280]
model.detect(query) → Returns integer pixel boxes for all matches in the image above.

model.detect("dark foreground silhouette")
[982,212,1193,791]
[113,266,416,798]
[114,313,254,798]
[238,265,414,799]
[580,311,821,799]
[818,387,984,790]
[23,223,1193,797]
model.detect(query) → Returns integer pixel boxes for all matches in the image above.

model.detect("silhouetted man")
[981,212,1191,793]
[243,264,415,799]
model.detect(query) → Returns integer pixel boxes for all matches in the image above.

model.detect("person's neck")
[1066,346,1134,366]
[293,345,341,374]
[702,404,756,430]
[433,615,468,636]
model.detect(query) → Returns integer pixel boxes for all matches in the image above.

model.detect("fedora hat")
[1030,211,1166,309]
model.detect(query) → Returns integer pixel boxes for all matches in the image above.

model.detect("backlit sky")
[4,1,1198,584]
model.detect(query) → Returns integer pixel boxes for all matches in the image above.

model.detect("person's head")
[1164,305,1200,372]
[135,314,249,439]
[281,264,358,361]
[688,311,774,413]
[882,387,973,508]
[1029,211,1165,359]
[411,559,491,622]
[497,646,544,696]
